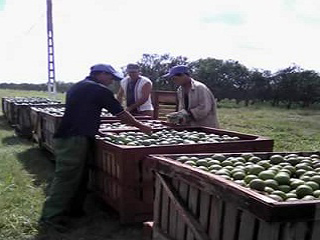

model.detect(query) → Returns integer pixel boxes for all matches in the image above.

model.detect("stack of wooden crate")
[146,152,320,240]
[90,127,273,224]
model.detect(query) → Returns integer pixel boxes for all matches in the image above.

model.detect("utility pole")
[46,0,56,97]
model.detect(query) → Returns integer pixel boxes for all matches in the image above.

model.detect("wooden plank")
[311,220,320,240]
[257,220,280,240]
[198,191,210,233]
[238,211,256,240]
[153,225,175,240]
[186,186,199,240]
[208,196,223,240]
[176,181,189,240]
[168,179,179,238]
[157,173,210,240]
[222,202,238,240]
[291,222,309,240]
[153,176,163,228]
[161,183,170,234]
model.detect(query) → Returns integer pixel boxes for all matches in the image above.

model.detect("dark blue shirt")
[54,77,124,138]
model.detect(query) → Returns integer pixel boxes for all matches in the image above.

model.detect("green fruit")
[264,179,279,189]
[302,195,316,201]
[249,165,265,175]
[295,169,307,177]
[249,179,266,191]
[257,160,271,169]
[274,173,290,185]
[221,160,233,167]
[232,171,246,180]
[241,153,254,161]
[272,190,287,200]
[286,192,298,199]
[208,164,222,171]
[208,159,221,165]
[248,156,261,163]
[290,179,305,189]
[196,159,209,167]
[270,154,284,164]
[268,194,283,201]
[300,175,311,182]
[258,170,275,180]
[234,180,246,186]
[286,197,299,201]
[176,156,189,162]
[244,175,258,184]
[278,185,291,193]
[220,175,232,180]
[211,154,226,161]
[313,190,320,198]
[197,166,209,171]
[305,181,319,191]
[215,169,231,176]
[296,185,314,198]
[185,161,196,166]
[282,165,296,174]
[264,186,274,194]
[310,175,320,185]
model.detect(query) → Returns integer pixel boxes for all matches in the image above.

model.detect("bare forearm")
[117,111,144,128]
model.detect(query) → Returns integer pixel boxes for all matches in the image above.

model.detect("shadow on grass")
[0,115,15,131]
[16,147,55,194]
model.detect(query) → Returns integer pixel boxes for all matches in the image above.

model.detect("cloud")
[1,0,320,83]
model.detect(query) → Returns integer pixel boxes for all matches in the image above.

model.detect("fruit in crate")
[96,129,240,146]
[175,153,320,202]
[99,120,166,130]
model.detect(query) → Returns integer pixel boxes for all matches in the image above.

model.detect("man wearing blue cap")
[163,65,219,128]
[39,64,152,232]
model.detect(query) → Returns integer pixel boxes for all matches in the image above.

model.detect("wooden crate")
[1,97,9,118]
[92,127,273,224]
[39,111,153,154]
[152,91,178,120]
[15,103,63,138]
[147,152,320,240]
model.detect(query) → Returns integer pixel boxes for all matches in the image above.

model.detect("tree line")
[1,54,319,108]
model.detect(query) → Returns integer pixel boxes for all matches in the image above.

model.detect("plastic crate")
[147,151,320,240]
[91,127,273,224]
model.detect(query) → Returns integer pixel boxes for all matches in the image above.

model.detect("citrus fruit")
[296,185,314,198]
[249,179,266,191]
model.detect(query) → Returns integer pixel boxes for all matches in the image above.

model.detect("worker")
[163,65,219,128]
[117,63,154,117]
[39,63,152,232]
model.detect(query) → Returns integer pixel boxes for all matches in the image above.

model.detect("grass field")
[0,89,319,240]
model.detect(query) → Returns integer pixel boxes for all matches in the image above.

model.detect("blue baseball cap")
[90,64,123,80]
[162,65,190,78]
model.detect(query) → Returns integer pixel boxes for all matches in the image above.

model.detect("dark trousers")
[40,136,93,220]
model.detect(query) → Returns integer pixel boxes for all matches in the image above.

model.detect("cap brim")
[112,72,123,81]
[162,73,173,78]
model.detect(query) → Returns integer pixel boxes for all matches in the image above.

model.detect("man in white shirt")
[117,64,154,117]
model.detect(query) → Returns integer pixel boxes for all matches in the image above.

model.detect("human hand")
[139,124,152,135]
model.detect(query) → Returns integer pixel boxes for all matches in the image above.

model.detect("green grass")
[0,89,320,239]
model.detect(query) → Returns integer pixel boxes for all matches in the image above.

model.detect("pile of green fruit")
[99,120,167,130]
[97,129,240,146]
[175,153,320,202]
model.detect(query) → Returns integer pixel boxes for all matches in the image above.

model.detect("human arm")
[126,82,152,112]
[116,86,125,104]
[116,110,152,135]
[188,86,216,121]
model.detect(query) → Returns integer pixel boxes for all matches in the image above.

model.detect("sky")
[0,0,320,84]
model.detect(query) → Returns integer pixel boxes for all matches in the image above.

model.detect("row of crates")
[3,96,320,240]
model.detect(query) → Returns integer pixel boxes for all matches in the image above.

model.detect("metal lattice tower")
[46,0,56,96]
